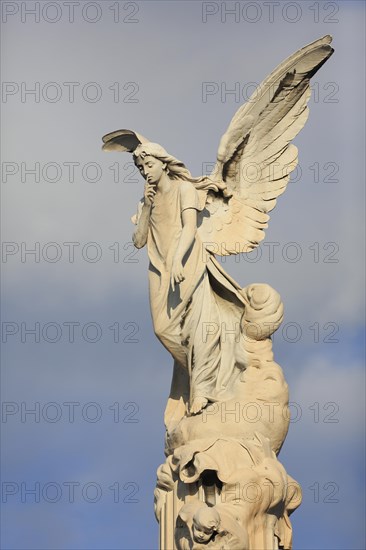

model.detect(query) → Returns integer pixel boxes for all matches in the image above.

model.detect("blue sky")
[1,1,365,549]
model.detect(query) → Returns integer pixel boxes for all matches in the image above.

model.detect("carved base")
[155,284,302,549]
[155,434,301,550]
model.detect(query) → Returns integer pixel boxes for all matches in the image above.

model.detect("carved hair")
[133,142,228,195]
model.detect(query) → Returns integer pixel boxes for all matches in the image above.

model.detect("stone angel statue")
[102,35,334,421]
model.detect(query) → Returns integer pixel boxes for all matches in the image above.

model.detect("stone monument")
[102,35,334,550]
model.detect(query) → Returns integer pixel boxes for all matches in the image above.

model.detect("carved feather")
[199,35,334,256]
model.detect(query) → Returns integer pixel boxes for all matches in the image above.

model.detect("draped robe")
[133,179,248,407]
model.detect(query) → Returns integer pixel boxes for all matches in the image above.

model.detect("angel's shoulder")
[179,179,196,194]
[178,180,200,212]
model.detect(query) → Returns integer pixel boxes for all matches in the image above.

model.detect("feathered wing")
[198,35,334,255]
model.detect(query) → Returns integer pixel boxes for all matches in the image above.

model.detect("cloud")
[2,2,365,549]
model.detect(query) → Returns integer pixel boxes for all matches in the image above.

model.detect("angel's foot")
[190,397,208,415]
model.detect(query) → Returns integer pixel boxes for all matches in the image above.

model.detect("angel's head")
[192,506,220,543]
[134,153,167,186]
[133,142,193,182]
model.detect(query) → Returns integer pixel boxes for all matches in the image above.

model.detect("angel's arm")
[132,202,151,249]
[171,209,197,289]
[132,181,157,248]
[171,183,199,289]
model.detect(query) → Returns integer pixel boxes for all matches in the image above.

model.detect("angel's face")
[192,522,214,543]
[135,155,166,185]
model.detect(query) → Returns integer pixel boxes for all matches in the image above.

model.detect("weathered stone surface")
[102,35,333,550]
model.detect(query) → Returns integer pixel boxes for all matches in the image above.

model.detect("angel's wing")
[198,35,334,255]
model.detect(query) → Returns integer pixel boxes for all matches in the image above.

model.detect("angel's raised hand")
[144,182,156,206]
